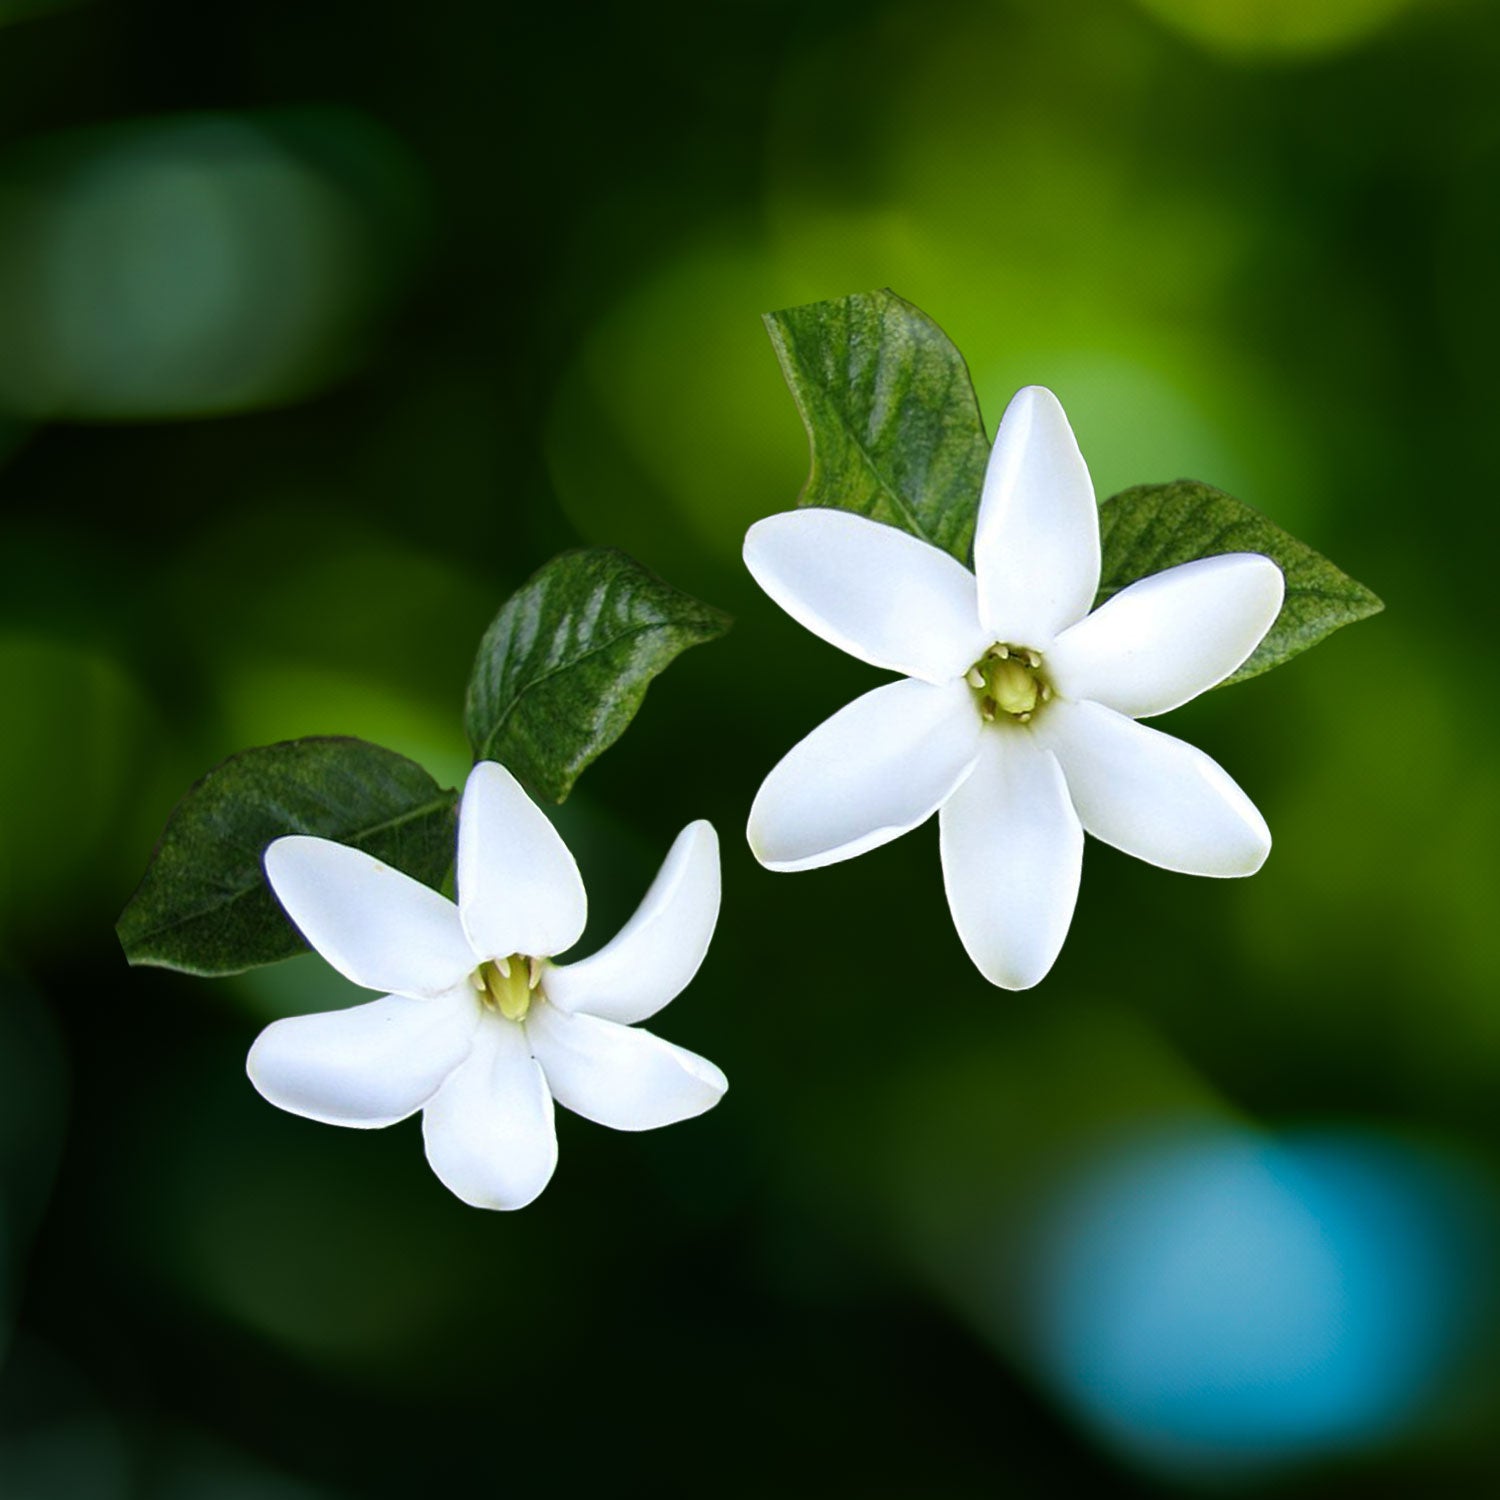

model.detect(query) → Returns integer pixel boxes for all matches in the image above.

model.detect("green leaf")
[764,288,990,562]
[118,737,458,976]
[1097,479,1384,686]
[465,549,730,803]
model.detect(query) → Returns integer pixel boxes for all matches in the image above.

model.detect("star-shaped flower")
[744,385,1284,990]
[248,761,726,1209]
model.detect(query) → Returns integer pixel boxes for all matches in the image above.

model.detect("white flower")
[744,385,1284,990]
[247,761,726,1210]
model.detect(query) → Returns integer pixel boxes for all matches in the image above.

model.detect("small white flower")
[744,385,1284,990]
[248,761,726,1210]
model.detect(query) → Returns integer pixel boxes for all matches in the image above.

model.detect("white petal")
[1037,698,1270,876]
[264,837,476,998]
[545,821,720,1026]
[421,1017,557,1210]
[457,761,587,961]
[1048,554,1285,718]
[938,729,1083,990]
[743,509,989,683]
[973,386,1100,647]
[247,990,481,1128]
[748,677,982,872]
[526,1004,726,1132]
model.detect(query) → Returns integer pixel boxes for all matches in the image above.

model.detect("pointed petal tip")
[681,818,719,852]
[527,1007,727,1133]
[971,953,1054,992]
[745,830,795,873]
[740,508,988,683]
[259,837,475,998]
[994,385,1071,443]
[1192,829,1271,880]
[939,735,1082,997]
[438,1166,555,1213]
[1258,554,1286,616]
[742,511,781,559]
[261,832,320,878]
[1010,383,1061,410]
[675,816,722,879]
[429,1162,555,1212]
[1221,821,1271,879]
[744,806,881,874]
[245,992,479,1129]
[951,909,1066,989]
[746,677,980,872]
[462,757,524,805]
[458,755,586,961]
[743,833,850,875]
[421,1024,559,1210]
[1041,700,1274,878]
[744,815,785,870]
[1048,551,1290,718]
[544,814,722,1026]
[688,1063,729,1115]
[976,383,1099,644]
[742,510,811,578]
[260,836,300,903]
[1215,549,1287,622]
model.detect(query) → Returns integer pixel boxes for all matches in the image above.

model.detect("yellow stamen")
[477,955,534,1021]
[966,642,1051,724]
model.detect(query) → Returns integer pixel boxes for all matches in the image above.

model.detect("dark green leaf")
[764,288,990,562]
[465,549,730,803]
[1098,479,1384,686]
[118,737,458,976]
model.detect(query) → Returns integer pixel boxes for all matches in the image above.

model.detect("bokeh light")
[1023,1125,1494,1478]
[0,110,423,419]
[1129,0,1424,59]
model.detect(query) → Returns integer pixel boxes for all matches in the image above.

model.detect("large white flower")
[744,385,1284,990]
[248,761,726,1210]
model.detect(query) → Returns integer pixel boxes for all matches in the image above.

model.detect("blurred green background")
[3,0,1499,1493]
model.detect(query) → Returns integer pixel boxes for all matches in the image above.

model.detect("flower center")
[966,644,1053,725]
[473,954,543,1022]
